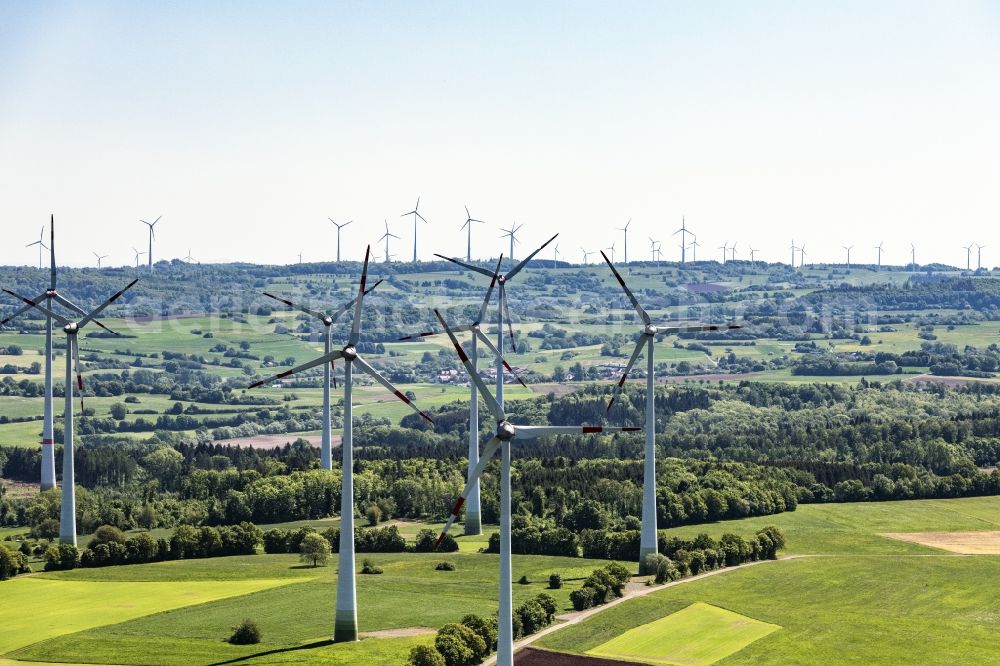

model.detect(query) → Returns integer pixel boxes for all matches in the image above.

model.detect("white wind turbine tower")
[250,247,433,643]
[748,247,758,267]
[329,219,353,262]
[436,235,558,407]
[910,243,917,272]
[433,308,638,666]
[552,244,561,268]
[689,239,700,262]
[378,221,400,263]
[799,244,807,268]
[789,240,798,268]
[730,242,739,263]
[606,242,617,264]
[874,242,884,271]
[400,257,527,535]
[401,197,428,262]
[500,224,523,261]
[962,245,972,271]
[139,216,160,272]
[93,252,108,269]
[673,217,692,263]
[649,237,659,263]
[718,241,728,264]
[263,279,383,470]
[26,226,48,269]
[2,217,91,491]
[298,252,304,265]
[580,248,590,265]
[975,243,985,270]
[843,245,853,270]
[132,247,146,269]
[461,206,485,262]
[5,277,140,544]
[617,219,631,265]
[601,251,740,573]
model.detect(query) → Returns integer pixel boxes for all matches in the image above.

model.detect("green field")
[535,496,1000,665]
[587,602,780,666]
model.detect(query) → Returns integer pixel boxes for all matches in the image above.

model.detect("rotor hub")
[644,324,658,336]
[64,323,78,334]
[498,275,506,284]
[323,317,333,326]
[342,345,357,360]
[45,289,56,297]
[497,420,516,440]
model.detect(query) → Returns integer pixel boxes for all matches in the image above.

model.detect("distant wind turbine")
[673,217,692,263]
[689,239,699,262]
[461,206,485,262]
[500,224,523,261]
[843,245,853,270]
[975,243,985,270]
[606,242,616,264]
[552,244,561,268]
[910,243,917,272]
[329,219,353,262]
[730,242,739,262]
[789,240,798,268]
[580,247,591,265]
[962,245,972,271]
[132,247,146,269]
[799,244,807,267]
[184,249,196,264]
[748,247,758,267]
[93,252,108,269]
[26,226,48,269]
[874,242,884,271]
[378,221,400,263]
[139,216,161,272]
[718,241,728,264]
[401,197,428,262]
[617,219,631,265]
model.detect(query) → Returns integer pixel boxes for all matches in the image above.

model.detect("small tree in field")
[299,532,331,568]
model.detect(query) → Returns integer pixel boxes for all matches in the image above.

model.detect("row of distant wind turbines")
[4,218,737,666]
[21,205,989,270]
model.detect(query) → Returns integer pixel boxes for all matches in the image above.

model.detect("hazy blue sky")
[1,1,997,267]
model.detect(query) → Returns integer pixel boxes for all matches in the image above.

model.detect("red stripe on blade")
[451,497,465,516]
[394,390,411,404]
[622,427,641,432]
[582,426,602,433]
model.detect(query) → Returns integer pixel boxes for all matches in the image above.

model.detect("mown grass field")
[536,496,1000,665]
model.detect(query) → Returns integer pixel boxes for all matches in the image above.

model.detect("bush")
[30,518,60,540]
[435,561,456,571]
[262,528,289,554]
[0,544,30,580]
[434,622,487,666]
[91,525,128,546]
[569,587,595,611]
[409,645,446,666]
[365,503,382,526]
[229,619,262,645]
[361,558,383,574]
[414,528,459,553]
[516,599,547,635]
[517,574,530,585]
[460,614,497,652]
[43,544,79,571]
[548,572,562,589]
[535,593,558,621]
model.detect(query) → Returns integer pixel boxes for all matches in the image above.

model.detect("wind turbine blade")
[247,349,345,389]
[433,309,505,421]
[500,284,517,353]
[433,254,497,279]
[415,211,427,224]
[475,256,504,325]
[1,290,70,326]
[353,355,434,424]
[329,279,382,322]
[606,337,648,412]
[601,251,651,325]
[505,233,558,280]
[516,425,641,439]
[655,323,742,336]
[263,292,332,323]
[72,335,85,415]
[78,279,140,329]
[49,216,56,287]
[349,246,371,345]
[397,323,475,341]
[435,436,502,549]
[475,328,528,389]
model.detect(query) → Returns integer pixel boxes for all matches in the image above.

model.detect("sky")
[1,1,998,268]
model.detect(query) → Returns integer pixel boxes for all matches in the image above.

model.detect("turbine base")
[333,612,358,643]
[464,512,482,536]
[638,545,659,574]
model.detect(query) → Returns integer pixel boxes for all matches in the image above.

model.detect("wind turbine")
[843,245,853,270]
[436,234,558,408]
[730,242,739,262]
[552,244,561,269]
[4,278,140,544]
[618,219,631,265]
[910,243,917,272]
[789,240,798,268]
[500,224,523,261]
[298,252,304,265]
[649,237,660,263]
[433,308,638,666]
[748,247,758,267]
[799,244,807,267]
[329,219,353,262]
[2,217,90,491]
[718,241,728,264]
[93,252,108,269]
[378,221,399,263]
[132,247,146,269]
[250,247,432,643]
[461,206,485,262]
[976,243,985,270]
[874,242,884,271]
[139,216,160,272]
[601,251,739,574]
[26,226,48,269]
[401,197,428,263]
[184,249,196,264]
[606,242,616,264]
[400,257,526,535]
[689,239,700,262]
[962,245,972,271]
[580,248,590,265]
[673,217,692,263]
[263,279,383,471]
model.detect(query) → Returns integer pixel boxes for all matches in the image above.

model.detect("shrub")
[366,503,382,526]
[229,619,262,645]
[517,574,530,585]
[535,593,558,621]
[516,599,548,635]
[361,558,383,574]
[569,587,595,611]
[30,518,60,540]
[262,529,289,554]
[435,561,456,571]
[408,645,446,666]
[460,614,497,652]
[548,572,562,589]
[0,544,30,580]
[43,544,79,571]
